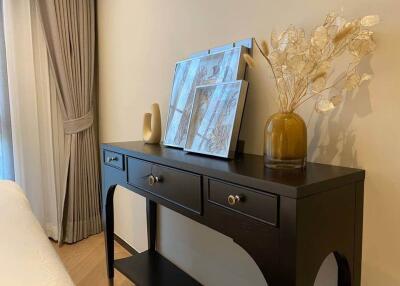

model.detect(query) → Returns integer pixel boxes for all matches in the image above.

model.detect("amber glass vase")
[264,112,307,169]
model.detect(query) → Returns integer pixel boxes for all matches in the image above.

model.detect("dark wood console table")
[101,141,364,286]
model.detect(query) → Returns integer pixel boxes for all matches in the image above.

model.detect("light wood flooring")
[52,233,134,286]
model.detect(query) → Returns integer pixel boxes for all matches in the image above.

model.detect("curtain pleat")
[37,0,101,243]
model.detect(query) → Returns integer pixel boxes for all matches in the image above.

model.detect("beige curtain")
[37,0,101,243]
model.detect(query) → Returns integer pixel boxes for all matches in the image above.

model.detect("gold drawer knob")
[228,195,242,206]
[148,175,162,186]
[106,156,118,162]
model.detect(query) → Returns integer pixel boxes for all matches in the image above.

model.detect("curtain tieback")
[64,110,94,134]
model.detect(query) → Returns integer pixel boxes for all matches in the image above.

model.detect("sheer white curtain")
[0,0,13,180]
[3,0,62,240]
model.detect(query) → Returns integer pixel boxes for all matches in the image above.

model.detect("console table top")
[102,140,364,198]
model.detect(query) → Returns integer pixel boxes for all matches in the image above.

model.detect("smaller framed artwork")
[184,80,248,159]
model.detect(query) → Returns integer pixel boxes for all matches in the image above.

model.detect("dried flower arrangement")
[244,12,379,113]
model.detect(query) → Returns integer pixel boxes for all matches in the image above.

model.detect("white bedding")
[0,180,74,286]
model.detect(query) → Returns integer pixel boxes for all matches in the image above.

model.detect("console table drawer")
[208,179,278,226]
[127,157,202,214]
[103,150,124,170]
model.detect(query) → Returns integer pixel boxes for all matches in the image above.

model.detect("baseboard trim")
[113,234,139,255]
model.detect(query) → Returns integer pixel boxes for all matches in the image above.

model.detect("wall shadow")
[308,57,374,167]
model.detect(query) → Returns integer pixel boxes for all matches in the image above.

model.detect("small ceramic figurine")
[143,103,161,144]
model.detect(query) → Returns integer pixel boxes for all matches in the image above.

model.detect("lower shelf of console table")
[101,141,365,286]
[114,250,201,285]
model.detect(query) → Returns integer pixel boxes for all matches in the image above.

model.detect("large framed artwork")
[184,80,248,159]
[163,46,247,148]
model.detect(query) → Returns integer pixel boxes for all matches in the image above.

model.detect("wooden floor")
[52,233,134,286]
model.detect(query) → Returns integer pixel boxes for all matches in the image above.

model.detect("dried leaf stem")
[246,12,378,113]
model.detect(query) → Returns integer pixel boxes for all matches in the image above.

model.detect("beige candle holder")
[143,103,161,144]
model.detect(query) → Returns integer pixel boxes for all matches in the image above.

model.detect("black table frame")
[101,141,365,286]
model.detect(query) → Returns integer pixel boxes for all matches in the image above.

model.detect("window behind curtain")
[0,0,14,180]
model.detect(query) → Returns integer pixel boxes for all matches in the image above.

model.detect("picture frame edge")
[227,80,249,157]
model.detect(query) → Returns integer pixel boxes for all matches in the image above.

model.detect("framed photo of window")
[184,80,248,159]
[163,46,247,148]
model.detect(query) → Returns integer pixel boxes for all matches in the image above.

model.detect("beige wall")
[97,0,400,285]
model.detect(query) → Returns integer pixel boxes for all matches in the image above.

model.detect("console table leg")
[147,199,157,251]
[104,184,117,281]
[334,252,351,286]
[353,181,364,286]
